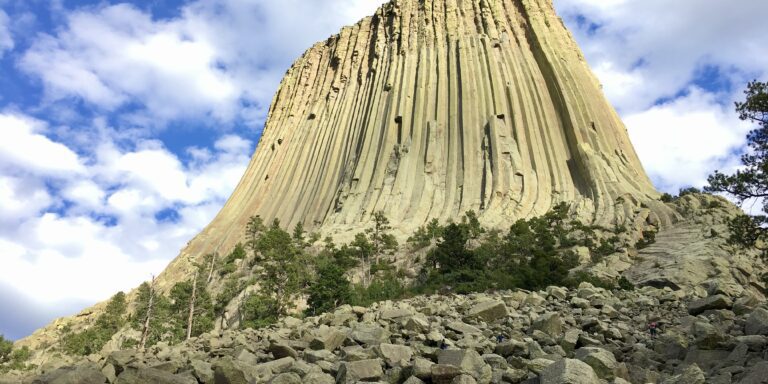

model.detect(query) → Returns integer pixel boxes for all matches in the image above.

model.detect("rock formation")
[182,0,664,263]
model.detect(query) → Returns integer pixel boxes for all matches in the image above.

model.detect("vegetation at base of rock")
[706,81,768,254]
[0,334,32,373]
[60,292,127,356]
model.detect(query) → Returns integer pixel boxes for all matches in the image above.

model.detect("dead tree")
[186,271,198,340]
[139,275,156,350]
[206,251,217,284]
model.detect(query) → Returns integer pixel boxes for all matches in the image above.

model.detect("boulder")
[575,347,619,380]
[740,361,768,384]
[745,307,768,336]
[688,295,732,315]
[446,321,482,335]
[309,329,347,351]
[268,372,302,384]
[337,359,384,384]
[375,343,413,366]
[269,341,299,359]
[303,372,335,384]
[537,358,601,384]
[438,349,492,384]
[350,324,391,345]
[115,367,196,384]
[431,364,463,384]
[212,360,248,384]
[662,364,705,384]
[466,301,508,322]
[380,308,413,320]
[531,313,563,338]
[31,366,107,384]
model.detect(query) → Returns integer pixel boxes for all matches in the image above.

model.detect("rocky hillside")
[6,281,768,384]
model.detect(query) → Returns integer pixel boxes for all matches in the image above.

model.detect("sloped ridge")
[180,0,659,268]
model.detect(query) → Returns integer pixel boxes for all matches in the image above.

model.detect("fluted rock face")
[184,0,659,260]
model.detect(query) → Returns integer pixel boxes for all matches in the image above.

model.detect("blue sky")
[0,0,766,340]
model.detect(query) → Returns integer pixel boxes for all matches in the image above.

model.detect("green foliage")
[565,272,616,290]
[131,283,173,348]
[726,214,767,251]
[167,278,215,343]
[0,335,11,363]
[306,262,352,316]
[706,81,768,251]
[215,278,244,316]
[660,193,675,202]
[240,294,279,329]
[678,187,701,197]
[0,335,32,373]
[350,271,407,307]
[618,276,635,291]
[219,243,247,276]
[62,292,127,355]
[636,230,657,249]
[414,203,585,295]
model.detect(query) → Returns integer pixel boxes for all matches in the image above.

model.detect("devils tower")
[179,0,662,267]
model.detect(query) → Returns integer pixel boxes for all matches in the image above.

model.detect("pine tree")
[706,81,768,252]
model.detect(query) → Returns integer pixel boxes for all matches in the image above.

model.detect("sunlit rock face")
[173,0,667,278]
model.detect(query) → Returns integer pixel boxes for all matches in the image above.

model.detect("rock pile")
[9,283,768,384]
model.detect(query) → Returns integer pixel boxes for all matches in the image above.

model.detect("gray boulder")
[31,366,107,384]
[575,347,619,380]
[337,359,384,384]
[466,301,508,322]
[688,295,732,315]
[745,307,768,336]
[537,358,601,384]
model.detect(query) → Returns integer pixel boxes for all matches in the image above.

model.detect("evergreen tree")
[168,278,214,343]
[306,262,352,315]
[706,81,768,252]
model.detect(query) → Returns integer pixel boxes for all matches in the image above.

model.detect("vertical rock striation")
[177,0,663,271]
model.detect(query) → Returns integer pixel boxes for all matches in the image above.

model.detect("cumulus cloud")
[0,112,252,325]
[625,87,751,191]
[555,0,768,113]
[19,0,384,126]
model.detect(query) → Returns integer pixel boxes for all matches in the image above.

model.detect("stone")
[375,343,413,366]
[687,295,732,315]
[575,347,619,380]
[336,359,384,384]
[212,360,248,384]
[745,307,768,336]
[309,329,347,351]
[663,364,705,384]
[451,374,477,384]
[466,301,508,322]
[438,349,492,384]
[494,339,527,357]
[537,358,601,384]
[431,364,463,384]
[115,367,196,384]
[350,324,391,345]
[190,360,214,384]
[302,372,335,384]
[268,372,302,384]
[269,341,299,359]
[446,321,482,335]
[740,361,768,384]
[32,366,107,384]
[531,312,563,338]
[380,308,413,320]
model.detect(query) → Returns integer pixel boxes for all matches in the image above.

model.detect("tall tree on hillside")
[706,81,768,252]
[139,276,156,350]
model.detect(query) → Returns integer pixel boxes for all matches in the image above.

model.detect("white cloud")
[0,113,84,175]
[555,0,768,113]
[0,10,13,57]
[19,0,385,126]
[625,88,751,192]
[0,112,253,311]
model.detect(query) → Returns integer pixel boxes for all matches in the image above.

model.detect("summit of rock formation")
[182,0,665,257]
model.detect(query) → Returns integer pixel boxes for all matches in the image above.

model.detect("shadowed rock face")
[181,0,660,263]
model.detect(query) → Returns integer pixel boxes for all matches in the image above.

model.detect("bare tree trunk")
[140,276,155,350]
[207,251,217,284]
[186,271,198,340]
